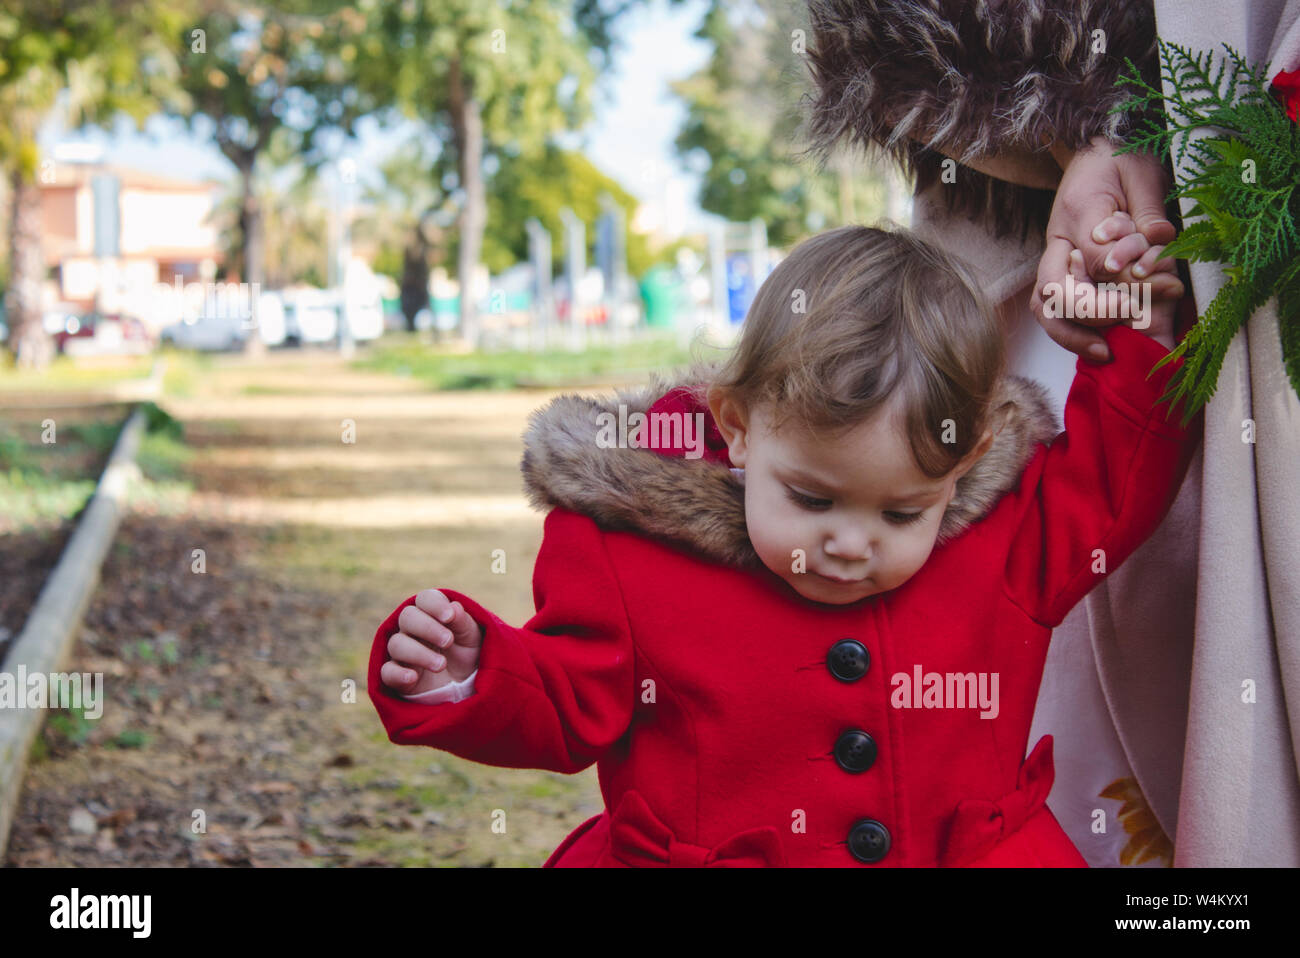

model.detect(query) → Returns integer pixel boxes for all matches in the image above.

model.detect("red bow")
[938,735,1056,867]
[609,790,787,867]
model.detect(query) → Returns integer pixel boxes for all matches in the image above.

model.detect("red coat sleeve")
[1002,323,1203,628]
[366,508,636,773]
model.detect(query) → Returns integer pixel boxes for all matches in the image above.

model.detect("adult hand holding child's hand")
[1031,135,1183,361]
[1062,244,1176,351]
[381,589,483,695]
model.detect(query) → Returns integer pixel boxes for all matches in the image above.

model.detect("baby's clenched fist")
[380,589,484,695]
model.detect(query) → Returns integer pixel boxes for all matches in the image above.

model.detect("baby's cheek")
[752,520,794,575]
[750,506,803,578]
[874,531,927,590]
[901,526,942,579]
[743,494,778,562]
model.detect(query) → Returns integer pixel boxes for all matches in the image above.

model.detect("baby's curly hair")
[689,224,1006,478]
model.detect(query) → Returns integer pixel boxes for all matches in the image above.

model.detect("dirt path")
[5,351,604,867]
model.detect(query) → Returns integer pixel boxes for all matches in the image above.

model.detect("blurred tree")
[210,127,331,289]
[170,0,374,356]
[351,136,458,332]
[671,0,890,248]
[352,0,600,347]
[0,0,186,370]
[479,145,656,278]
[361,142,683,330]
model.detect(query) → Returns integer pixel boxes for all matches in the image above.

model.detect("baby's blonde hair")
[688,224,1005,478]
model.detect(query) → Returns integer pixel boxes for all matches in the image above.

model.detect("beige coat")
[804,0,1300,865]
[1149,0,1300,867]
[910,3,1300,868]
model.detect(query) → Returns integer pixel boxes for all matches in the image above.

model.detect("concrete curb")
[0,365,163,859]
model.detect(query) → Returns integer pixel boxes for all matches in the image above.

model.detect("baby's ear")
[955,424,996,479]
[708,387,750,462]
[989,399,1017,437]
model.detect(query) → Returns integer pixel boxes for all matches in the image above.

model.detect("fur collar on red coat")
[519,365,1059,570]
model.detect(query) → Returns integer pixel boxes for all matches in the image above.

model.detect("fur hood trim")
[519,366,1059,570]
[802,0,1160,237]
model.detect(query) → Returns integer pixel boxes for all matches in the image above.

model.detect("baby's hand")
[1090,210,1182,292]
[381,589,484,695]
[1066,244,1176,352]
[1091,211,1183,349]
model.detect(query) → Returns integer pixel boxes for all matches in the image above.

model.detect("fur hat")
[801,0,1161,238]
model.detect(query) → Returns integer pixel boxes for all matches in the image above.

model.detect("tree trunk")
[238,164,267,359]
[7,165,53,371]
[400,234,430,333]
[448,57,484,350]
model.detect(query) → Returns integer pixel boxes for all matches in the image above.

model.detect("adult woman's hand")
[1031,136,1183,361]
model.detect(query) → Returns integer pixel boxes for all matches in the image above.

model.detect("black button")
[827,639,870,682]
[848,819,891,863]
[833,729,877,773]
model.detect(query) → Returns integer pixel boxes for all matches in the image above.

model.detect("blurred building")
[39,159,223,327]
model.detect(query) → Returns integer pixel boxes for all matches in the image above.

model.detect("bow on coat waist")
[609,790,788,867]
[938,734,1057,867]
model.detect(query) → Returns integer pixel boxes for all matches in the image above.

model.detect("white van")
[281,288,339,345]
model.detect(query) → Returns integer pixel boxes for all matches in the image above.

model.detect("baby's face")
[712,395,988,606]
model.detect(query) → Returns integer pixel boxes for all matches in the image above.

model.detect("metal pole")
[709,219,728,341]
[525,217,553,352]
[559,207,585,352]
[597,192,628,347]
[749,218,767,292]
[338,160,355,358]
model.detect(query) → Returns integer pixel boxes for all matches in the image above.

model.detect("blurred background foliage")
[0,0,892,363]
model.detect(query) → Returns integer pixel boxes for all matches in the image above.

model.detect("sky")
[37,0,718,241]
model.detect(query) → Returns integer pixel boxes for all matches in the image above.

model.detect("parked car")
[250,290,286,347]
[44,304,87,345]
[52,317,90,351]
[280,287,338,345]
[340,291,384,342]
[56,312,153,356]
[160,290,284,351]
[339,259,386,343]
[278,286,385,346]
[162,312,239,352]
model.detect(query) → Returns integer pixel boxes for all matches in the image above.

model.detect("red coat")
[368,323,1200,866]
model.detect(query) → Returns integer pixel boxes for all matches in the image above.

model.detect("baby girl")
[368,223,1199,866]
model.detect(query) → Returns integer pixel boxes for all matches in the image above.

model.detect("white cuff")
[401,669,478,704]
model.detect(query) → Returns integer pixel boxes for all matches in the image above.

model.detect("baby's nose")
[826,529,873,561]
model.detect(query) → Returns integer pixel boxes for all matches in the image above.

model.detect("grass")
[0,353,154,390]
[0,414,120,529]
[62,420,124,450]
[106,729,152,750]
[160,348,212,398]
[124,402,197,516]
[0,468,99,528]
[0,400,194,531]
[354,329,705,390]
[0,346,210,398]
[135,402,194,483]
[28,706,101,762]
[48,708,98,748]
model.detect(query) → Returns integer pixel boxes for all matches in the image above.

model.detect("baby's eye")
[884,510,925,525]
[784,487,831,510]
